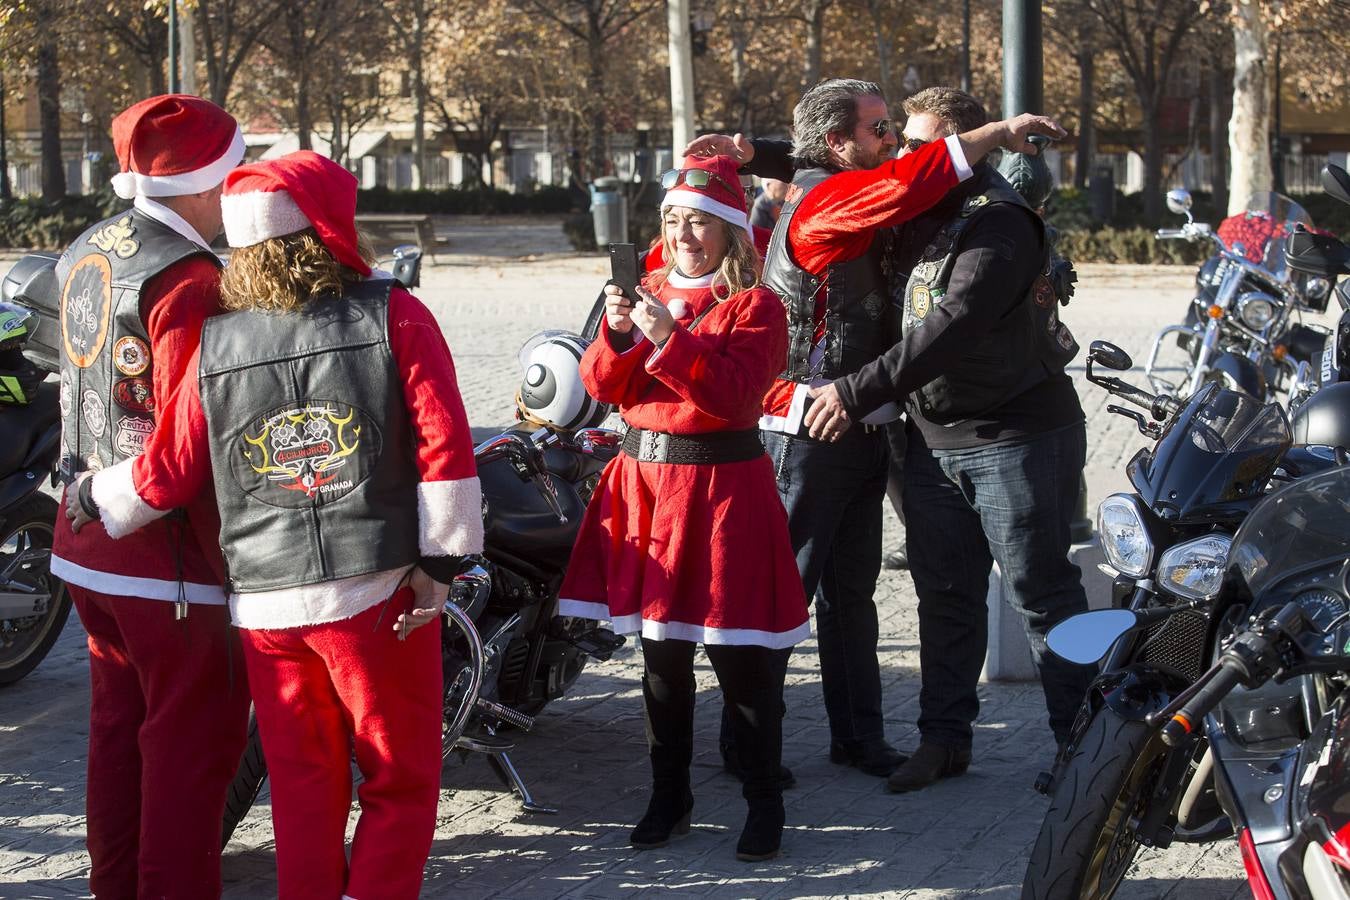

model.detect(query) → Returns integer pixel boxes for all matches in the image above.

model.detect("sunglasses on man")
[660,167,744,200]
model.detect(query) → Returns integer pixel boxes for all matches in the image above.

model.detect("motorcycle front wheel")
[1022,707,1170,900]
[0,493,73,687]
[221,710,266,848]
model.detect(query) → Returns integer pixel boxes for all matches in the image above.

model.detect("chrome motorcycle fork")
[1187,269,1242,397]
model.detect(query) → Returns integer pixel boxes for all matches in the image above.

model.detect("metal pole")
[961,0,972,93]
[0,69,11,203]
[667,0,695,163]
[1002,0,1043,117]
[168,0,180,93]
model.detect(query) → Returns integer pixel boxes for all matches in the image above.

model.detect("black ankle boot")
[630,787,694,849]
[735,798,784,861]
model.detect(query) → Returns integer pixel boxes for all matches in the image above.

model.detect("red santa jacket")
[89,284,484,629]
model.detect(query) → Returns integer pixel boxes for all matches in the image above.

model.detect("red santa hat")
[221,151,371,276]
[109,94,244,200]
[662,154,752,238]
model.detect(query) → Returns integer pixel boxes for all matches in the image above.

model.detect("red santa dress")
[558,270,809,648]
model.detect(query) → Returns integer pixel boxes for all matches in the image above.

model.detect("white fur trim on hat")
[110,127,245,200]
[222,189,312,248]
[417,478,485,557]
[662,187,753,237]
[89,458,168,539]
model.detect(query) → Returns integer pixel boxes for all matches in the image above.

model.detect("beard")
[842,142,896,171]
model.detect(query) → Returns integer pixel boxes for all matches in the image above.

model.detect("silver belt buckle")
[638,430,669,462]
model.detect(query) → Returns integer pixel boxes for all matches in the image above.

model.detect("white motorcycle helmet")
[516,330,611,430]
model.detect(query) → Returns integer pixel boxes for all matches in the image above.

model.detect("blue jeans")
[761,426,890,743]
[902,422,1095,748]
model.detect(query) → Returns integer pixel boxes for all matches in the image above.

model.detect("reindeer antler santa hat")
[109,94,244,200]
[220,150,371,277]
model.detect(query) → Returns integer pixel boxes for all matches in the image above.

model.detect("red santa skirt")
[558,452,810,648]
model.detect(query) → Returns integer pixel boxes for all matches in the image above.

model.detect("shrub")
[356,184,578,215]
[0,189,127,249]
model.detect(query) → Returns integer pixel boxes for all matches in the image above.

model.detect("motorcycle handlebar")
[1159,660,1246,747]
[1156,228,1188,240]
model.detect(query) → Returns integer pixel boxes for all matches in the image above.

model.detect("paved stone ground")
[3,218,1315,899]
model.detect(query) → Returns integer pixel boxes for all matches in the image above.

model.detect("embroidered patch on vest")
[1033,274,1056,309]
[113,376,155,413]
[59,371,72,418]
[88,216,141,259]
[114,415,155,457]
[234,400,381,507]
[910,284,932,320]
[61,254,113,368]
[961,195,990,216]
[81,389,108,439]
[113,336,151,376]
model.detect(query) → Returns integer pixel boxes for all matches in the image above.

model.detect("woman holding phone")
[558,155,809,862]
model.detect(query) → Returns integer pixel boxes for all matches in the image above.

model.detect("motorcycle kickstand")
[483,724,558,815]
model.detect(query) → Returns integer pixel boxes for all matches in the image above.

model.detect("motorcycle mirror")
[1165,189,1194,220]
[1089,340,1133,371]
[1322,165,1350,207]
[1046,609,1140,665]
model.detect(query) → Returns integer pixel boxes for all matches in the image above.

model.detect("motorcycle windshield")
[1218,192,1315,276]
[1127,383,1291,521]
[1230,466,1350,598]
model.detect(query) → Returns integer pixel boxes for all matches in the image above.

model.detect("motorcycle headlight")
[1098,494,1153,578]
[1235,292,1277,330]
[1305,277,1332,304]
[1156,533,1231,601]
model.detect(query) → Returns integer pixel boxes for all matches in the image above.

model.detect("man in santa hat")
[70,150,482,900]
[50,94,248,897]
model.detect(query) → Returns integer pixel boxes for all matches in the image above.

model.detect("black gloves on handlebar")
[419,554,476,585]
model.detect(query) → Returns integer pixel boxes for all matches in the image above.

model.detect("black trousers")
[885,418,907,528]
[641,637,790,802]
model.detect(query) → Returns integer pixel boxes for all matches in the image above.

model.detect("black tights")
[640,637,791,802]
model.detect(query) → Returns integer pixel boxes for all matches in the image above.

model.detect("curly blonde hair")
[650,214,761,301]
[219,228,377,312]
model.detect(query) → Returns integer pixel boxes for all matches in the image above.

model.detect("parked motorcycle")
[1025,461,1350,900]
[220,378,625,843]
[1145,190,1333,403]
[0,253,69,686]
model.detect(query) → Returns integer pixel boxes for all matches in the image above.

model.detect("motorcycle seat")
[0,379,61,474]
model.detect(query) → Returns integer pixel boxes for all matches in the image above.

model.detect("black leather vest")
[54,209,217,477]
[762,168,901,383]
[901,168,1079,426]
[198,279,421,593]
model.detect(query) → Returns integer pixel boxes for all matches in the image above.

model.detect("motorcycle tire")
[221,710,266,848]
[581,291,607,342]
[1022,707,1170,900]
[0,493,73,687]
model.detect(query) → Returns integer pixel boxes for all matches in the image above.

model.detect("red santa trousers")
[72,586,250,900]
[239,595,443,900]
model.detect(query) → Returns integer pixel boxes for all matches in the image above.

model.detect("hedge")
[0,189,126,250]
[356,184,578,215]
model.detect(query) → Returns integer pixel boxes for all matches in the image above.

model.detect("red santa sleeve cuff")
[417,477,485,557]
[90,458,170,539]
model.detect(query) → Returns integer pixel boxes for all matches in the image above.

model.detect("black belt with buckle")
[621,427,764,465]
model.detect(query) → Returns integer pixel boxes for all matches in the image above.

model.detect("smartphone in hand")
[608,242,640,306]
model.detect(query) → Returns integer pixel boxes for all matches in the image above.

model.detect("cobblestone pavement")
[1,221,1299,899]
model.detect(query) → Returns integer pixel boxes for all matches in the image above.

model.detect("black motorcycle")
[221,417,625,842]
[1028,462,1350,899]
[1021,338,1307,898]
[0,253,69,686]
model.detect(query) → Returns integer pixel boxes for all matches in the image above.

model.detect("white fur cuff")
[417,478,485,557]
[90,458,168,539]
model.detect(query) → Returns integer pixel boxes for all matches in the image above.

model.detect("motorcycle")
[220,400,626,843]
[1026,461,1350,900]
[0,253,70,686]
[1145,190,1333,403]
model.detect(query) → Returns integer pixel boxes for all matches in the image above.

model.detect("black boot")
[736,796,785,861]
[630,785,694,849]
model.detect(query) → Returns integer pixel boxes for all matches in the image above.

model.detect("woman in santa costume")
[559,154,809,862]
[69,151,482,900]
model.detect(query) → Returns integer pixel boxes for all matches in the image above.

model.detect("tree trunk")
[1140,96,1162,225]
[865,0,891,100]
[1209,60,1227,219]
[1074,50,1094,190]
[410,0,426,190]
[585,22,607,179]
[296,60,313,151]
[730,20,750,132]
[1228,0,1270,216]
[36,36,65,201]
[802,0,825,91]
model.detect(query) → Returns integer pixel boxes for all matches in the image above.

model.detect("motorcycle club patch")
[113,336,151,376]
[88,216,141,259]
[114,415,155,457]
[910,284,933,320]
[233,400,381,508]
[861,290,884,320]
[962,195,990,217]
[61,254,113,368]
[82,389,108,439]
[59,371,72,418]
[1033,274,1056,309]
[113,376,155,413]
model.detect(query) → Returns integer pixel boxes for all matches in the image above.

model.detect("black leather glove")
[419,554,474,585]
